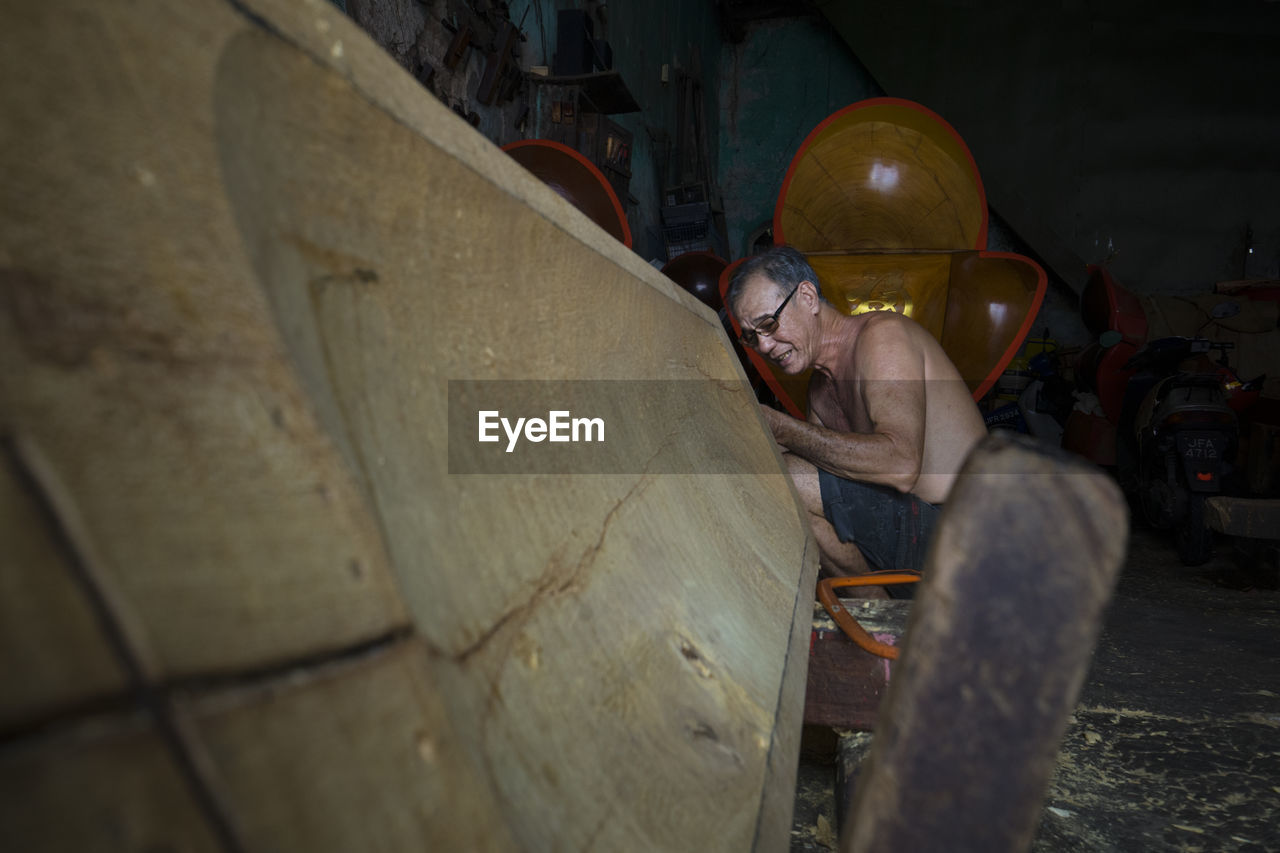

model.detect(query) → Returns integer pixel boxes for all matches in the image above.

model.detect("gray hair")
[726,245,828,314]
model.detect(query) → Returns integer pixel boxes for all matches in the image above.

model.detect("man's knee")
[781,452,824,516]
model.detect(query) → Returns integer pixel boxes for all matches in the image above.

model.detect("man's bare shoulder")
[856,309,925,341]
[850,311,927,374]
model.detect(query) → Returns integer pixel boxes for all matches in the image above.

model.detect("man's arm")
[760,319,926,493]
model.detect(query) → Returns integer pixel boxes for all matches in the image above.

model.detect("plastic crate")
[663,220,711,261]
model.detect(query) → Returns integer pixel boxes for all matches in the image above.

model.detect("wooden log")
[0,0,817,848]
[842,434,1128,853]
[1205,495,1280,540]
[804,600,909,731]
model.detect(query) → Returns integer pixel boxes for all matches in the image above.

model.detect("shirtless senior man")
[727,246,987,594]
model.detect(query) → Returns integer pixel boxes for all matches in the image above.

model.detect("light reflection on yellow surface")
[827,270,916,317]
[811,256,949,343]
[845,287,914,317]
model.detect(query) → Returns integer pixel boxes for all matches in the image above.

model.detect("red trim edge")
[502,139,633,250]
[969,251,1048,402]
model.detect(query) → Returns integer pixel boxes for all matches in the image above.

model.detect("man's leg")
[782,452,873,576]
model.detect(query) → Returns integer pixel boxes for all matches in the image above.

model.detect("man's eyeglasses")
[738,283,800,348]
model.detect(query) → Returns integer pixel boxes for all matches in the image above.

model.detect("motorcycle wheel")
[1136,450,1168,529]
[1175,493,1213,566]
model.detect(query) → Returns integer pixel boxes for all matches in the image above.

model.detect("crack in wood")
[686,358,748,393]
[453,475,654,665]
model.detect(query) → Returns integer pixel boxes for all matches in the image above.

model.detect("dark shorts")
[818,468,941,600]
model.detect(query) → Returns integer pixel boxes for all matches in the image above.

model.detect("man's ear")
[801,280,821,312]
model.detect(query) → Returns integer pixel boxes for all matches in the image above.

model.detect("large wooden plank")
[0,0,412,678]
[180,640,510,852]
[0,0,817,848]
[0,447,127,733]
[0,714,223,853]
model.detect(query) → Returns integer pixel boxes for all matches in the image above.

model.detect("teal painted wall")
[607,1,724,262]
[516,1,725,262]
[717,18,880,260]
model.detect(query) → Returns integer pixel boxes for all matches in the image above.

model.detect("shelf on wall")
[530,70,640,115]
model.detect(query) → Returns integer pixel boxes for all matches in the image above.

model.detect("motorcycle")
[1119,336,1263,565]
[984,348,1075,445]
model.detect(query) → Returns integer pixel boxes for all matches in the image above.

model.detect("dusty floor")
[791,525,1280,851]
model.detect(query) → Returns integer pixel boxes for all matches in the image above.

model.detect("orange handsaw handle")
[817,573,920,660]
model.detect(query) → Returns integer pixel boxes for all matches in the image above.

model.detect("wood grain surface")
[0,0,817,848]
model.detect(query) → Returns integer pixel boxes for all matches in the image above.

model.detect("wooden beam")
[1205,496,1280,540]
[843,435,1127,853]
[0,0,817,848]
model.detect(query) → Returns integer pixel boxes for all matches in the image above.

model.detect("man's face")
[733,274,811,373]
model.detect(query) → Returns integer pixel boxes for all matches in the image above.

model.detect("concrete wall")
[819,1,1280,299]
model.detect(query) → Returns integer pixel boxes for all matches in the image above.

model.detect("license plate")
[1176,431,1225,491]
[1179,434,1222,460]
